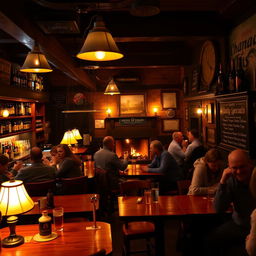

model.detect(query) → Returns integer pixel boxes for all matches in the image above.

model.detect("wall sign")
[119,118,146,126]
[217,97,248,150]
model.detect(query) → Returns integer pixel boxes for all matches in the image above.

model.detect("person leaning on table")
[187,148,223,196]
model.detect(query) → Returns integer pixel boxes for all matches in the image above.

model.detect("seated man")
[184,129,201,161]
[168,131,185,166]
[15,147,56,183]
[143,140,182,193]
[206,149,256,255]
[94,136,128,190]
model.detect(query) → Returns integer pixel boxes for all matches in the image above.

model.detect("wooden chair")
[88,249,106,256]
[177,179,191,195]
[120,180,155,256]
[25,179,56,196]
[60,176,88,195]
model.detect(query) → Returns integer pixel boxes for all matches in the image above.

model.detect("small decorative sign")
[119,118,146,126]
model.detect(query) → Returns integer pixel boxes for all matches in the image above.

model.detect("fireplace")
[115,138,149,161]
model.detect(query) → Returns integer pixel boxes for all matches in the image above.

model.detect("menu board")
[219,99,248,149]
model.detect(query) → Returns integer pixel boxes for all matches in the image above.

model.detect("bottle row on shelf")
[0,120,32,135]
[216,57,248,95]
[0,102,32,117]
[11,67,44,92]
[1,139,31,160]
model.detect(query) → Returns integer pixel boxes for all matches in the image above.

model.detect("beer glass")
[53,207,64,231]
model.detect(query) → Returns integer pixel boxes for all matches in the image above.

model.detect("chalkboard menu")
[218,99,248,149]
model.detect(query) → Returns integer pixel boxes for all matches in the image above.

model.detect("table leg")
[155,219,165,256]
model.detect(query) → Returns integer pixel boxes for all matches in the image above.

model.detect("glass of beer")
[144,189,152,204]
[53,207,64,231]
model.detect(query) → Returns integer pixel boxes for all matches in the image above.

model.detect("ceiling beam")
[0,3,96,90]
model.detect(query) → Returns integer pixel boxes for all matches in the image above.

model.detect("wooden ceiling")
[0,0,255,91]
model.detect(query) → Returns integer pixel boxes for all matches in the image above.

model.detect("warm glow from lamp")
[153,107,158,115]
[76,16,123,61]
[196,108,203,114]
[60,130,78,146]
[2,109,10,117]
[72,128,82,140]
[20,42,52,73]
[125,139,130,144]
[95,51,106,60]
[106,108,112,117]
[104,79,120,95]
[0,179,34,247]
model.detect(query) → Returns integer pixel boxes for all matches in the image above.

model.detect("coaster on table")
[33,232,58,242]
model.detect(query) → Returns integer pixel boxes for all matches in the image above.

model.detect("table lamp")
[0,179,34,247]
[60,130,78,146]
[72,129,83,147]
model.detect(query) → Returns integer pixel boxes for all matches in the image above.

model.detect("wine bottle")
[216,64,225,94]
[235,57,245,92]
[46,189,55,209]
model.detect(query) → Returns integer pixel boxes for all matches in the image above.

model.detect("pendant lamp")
[20,42,52,73]
[76,16,123,61]
[104,79,120,95]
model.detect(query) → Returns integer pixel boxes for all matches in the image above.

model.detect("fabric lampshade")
[0,180,34,216]
[76,16,123,61]
[104,79,120,95]
[60,130,78,145]
[20,43,52,73]
[72,128,82,140]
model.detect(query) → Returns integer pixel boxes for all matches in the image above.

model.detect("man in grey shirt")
[206,149,256,255]
[15,147,56,183]
[94,136,128,190]
[168,131,185,166]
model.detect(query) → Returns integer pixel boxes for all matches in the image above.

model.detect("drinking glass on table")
[207,188,216,201]
[53,207,64,231]
[151,182,159,203]
[144,189,152,204]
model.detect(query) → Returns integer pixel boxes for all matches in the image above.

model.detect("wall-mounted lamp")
[125,139,130,144]
[196,108,203,115]
[2,109,10,117]
[106,108,112,117]
[153,107,158,116]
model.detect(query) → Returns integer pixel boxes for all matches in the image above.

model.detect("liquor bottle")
[46,189,55,209]
[20,103,25,116]
[38,210,52,238]
[216,64,225,94]
[235,57,245,92]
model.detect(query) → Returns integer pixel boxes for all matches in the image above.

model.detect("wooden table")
[118,195,218,255]
[25,194,98,215]
[0,222,112,256]
[120,164,163,178]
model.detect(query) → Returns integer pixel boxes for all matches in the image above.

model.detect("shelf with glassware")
[0,98,46,148]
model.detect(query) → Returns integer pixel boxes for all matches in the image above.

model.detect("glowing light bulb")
[95,51,106,60]
[125,139,130,144]
[197,108,203,114]
[34,59,39,65]
[2,109,9,117]
[153,107,158,115]
[34,69,40,72]
[106,108,112,116]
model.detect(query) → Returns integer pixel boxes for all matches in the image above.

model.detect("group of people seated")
[0,144,83,184]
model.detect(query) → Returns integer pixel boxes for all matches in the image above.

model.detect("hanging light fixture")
[130,0,160,17]
[20,42,53,73]
[76,16,123,61]
[104,79,120,95]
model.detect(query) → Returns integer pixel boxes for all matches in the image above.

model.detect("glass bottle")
[38,210,52,238]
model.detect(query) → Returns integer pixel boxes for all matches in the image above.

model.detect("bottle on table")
[39,210,52,238]
[46,189,55,209]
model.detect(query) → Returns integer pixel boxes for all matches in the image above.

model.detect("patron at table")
[94,136,128,190]
[143,140,182,193]
[14,147,56,183]
[206,149,256,255]
[0,154,12,183]
[188,148,223,196]
[55,144,82,178]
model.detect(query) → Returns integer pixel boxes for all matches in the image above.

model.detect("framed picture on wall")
[161,92,177,109]
[95,119,105,129]
[119,94,145,115]
[207,103,214,124]
[162,119,180,132]
[206,127,216,145]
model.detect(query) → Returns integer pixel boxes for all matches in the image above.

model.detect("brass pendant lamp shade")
[20,43,52,73]
[104,79,120,95]
[130,0,160,17]
[76,16,123,61]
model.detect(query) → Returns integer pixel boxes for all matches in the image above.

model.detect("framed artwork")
[119,94,145,115]
[207,103,214,123]
[206,127,216,145]
[161,92,177,109]
[95,119,105,129]
[162,119,180,132]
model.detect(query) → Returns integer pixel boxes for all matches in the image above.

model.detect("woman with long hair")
[55,144,82,178]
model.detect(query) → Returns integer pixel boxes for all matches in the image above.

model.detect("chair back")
[61,176,88,195]
[120,180,151,196]
[25,179,56,196]
[88,249,106,256]
[177,179,191,195]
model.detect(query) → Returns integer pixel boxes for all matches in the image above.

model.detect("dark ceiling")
[0,0,255,90]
